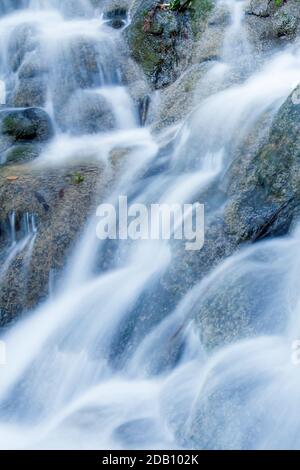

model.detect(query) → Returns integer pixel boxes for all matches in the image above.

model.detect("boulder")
[4,143,41,164]
[224,84,300,244]
[57,90,116,134]
[0,107,54,144]
[247,0,271,18]
[9,52,48,108]
[126,0,214,89]
[245,0,300,53]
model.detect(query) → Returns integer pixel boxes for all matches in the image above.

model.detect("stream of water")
[0,0,300,449]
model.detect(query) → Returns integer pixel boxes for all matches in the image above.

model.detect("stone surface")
[0,157,119,325]
[126,0,214,89]
[0,107,54,144]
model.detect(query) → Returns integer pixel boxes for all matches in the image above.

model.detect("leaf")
[6,176,19,181]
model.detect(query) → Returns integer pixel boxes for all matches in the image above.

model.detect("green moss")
[127,0,214,84]
[2,116,18,135]
[5,144,39,163]
[169,0,182,11]
[127,16,162,75]
[190,0,214,37]
[73,172,85,184]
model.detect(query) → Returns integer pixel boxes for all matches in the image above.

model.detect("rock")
[191,0,230,63]
[57,90,116,134]
[0,107,54,144]
[50,36,121,127]
[10,77,47,108]
[126,0,214,89]
[4,144,41,164]
[146,83,300,353]
[272,6,299,37]
[245,0,300,52]
[224,84,300,244]
[7,23,38,73]
[0,134,130,325]
[150,62,211,130]
[103,7,128,29]
[121,56,151,121]
[189,84,300,351]
[8,52,48,108]
[0,160,111,325]
[247,0,271,18]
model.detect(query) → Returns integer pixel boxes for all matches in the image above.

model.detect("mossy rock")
[0,107,54,143]
[126,0,214,88]
[5,144,41,164]
[223,84,300,246]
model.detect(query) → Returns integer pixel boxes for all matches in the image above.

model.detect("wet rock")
[190,84,300,351]
[153,84,300,353]
[150,62,210,130]
[58,90,116,134]
[0,107,54,144]
[272,6,299,37]
[224,84,300,244]
[9,52,48,107]
[126,0,214,89]
[4,143,41,164]
[121,56,151,116]
[245,0,300,52]
[0,160,113,325]
[247,0,271,18]
[191,2,230,64]
[103,7,128,29]
[7,23,38,73]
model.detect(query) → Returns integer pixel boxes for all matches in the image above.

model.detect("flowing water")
[0,0,300,449]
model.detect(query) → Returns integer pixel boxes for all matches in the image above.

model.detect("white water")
[0,212,37,283]
[0,0,300,449]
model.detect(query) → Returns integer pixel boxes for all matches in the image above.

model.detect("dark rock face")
[0,108,54,143]
[224,85,300,244]
[4,144,41,164]
[103,7,128,29]
[0,107,54,164]
[126,0,214,89]
[247,0,270,18]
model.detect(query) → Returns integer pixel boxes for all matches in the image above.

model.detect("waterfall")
[0,0,300,450]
